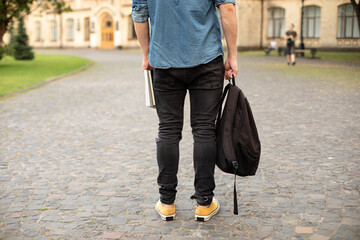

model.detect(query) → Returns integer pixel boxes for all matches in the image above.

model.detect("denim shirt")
[132,0,236,69]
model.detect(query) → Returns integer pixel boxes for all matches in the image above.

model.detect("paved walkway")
[0,49,359,240]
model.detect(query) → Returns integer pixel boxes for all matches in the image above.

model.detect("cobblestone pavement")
[1,49,359,240]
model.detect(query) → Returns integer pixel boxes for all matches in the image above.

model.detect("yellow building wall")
[237,0,262,48]
[19,0,138,49]
[239,0,359,50]
[260,0,302,49]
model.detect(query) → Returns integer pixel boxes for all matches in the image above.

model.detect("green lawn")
[257,63,360,87]
[313,51,360,62]
[0,54,91,97]
[238,50,360,62]
[238,50,281,57]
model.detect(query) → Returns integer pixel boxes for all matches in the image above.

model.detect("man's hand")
[142,57,153,71]
[224,55,238,80]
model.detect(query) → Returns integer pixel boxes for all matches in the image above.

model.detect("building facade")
[3,0,360,50]
[6,0,138,49]
[237,0,359,50]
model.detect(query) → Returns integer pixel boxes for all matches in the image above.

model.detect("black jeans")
[153,56,224,206]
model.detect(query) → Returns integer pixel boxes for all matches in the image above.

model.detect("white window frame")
[67,18,74,41]
[267,7,285,38]
[50,20,58,41]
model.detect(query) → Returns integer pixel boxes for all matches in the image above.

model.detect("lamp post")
[300,0,305,55]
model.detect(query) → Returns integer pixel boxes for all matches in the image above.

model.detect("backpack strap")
[233,173,238,215]
[230,75,236,86]
[216,75,236,128]
[216,83,231,130]
[217,76,239,215]
[230,76,239,215]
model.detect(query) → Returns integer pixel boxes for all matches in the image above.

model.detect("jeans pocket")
[190,56,224,90]
[153,69,176,90]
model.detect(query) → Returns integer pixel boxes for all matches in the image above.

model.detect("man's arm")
[134,21,153,71]
[219,3,238,80]
[132,1,152,70]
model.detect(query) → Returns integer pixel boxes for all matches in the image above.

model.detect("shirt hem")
[151,52,224,69]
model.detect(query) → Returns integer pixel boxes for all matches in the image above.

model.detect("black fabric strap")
[216,83,230,130]
[218,75,239,215]
[231,75,236,86]
[216,75,236,129]
[233,173,238,215]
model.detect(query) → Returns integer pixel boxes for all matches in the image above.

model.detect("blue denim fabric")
[132,0,236,69]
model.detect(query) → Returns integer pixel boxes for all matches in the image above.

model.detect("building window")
[128,16,137,40]
[35,21,41,42]
[302,6,321,38]
[84,17,90,41]
[77,19,80,31]
[50,20,57,41]
[337,4,359,39]
[67,18,74,41]
[267,7,285,38]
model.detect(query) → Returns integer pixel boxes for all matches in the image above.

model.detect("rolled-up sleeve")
[132,0,149,23]
[214,0,236,7]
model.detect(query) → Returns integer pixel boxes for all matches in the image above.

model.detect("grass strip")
[0,54,90,97]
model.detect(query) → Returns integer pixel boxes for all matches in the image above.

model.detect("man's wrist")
[227,53,237,59]
[142,51,149,59]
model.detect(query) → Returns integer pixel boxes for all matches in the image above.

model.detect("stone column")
[90,17,97,48]
[114,15,122,49]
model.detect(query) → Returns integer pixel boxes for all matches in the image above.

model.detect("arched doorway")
[101,14,114,49]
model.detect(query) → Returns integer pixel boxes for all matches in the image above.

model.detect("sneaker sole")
[155,206,176,221]
[195,200,220,222]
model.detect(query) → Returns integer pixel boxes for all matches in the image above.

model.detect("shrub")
[6,22,16,56]
[4,45,14,56]
[14,17,34,60]
[0,46,4,61]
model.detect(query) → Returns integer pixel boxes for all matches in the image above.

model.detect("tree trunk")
[351,0,360,33]
[0,21,8,46]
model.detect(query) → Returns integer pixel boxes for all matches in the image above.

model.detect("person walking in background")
[132,0,238,222]
[284,23,297,66]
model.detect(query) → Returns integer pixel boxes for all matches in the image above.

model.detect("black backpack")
[216,76,261,214]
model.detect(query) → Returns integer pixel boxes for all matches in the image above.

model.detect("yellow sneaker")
[155,200,176,221]
[195,198,220,222]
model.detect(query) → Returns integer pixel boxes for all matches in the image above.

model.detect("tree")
[5,21,16,56]
[8,22,16,47]
[0,0,33,46]
[0,45,4,60]
[0,21,14,60]
[351,0,360,33]
[13,17,34,60]
[51,0,72,48]
[0,0,71,47]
